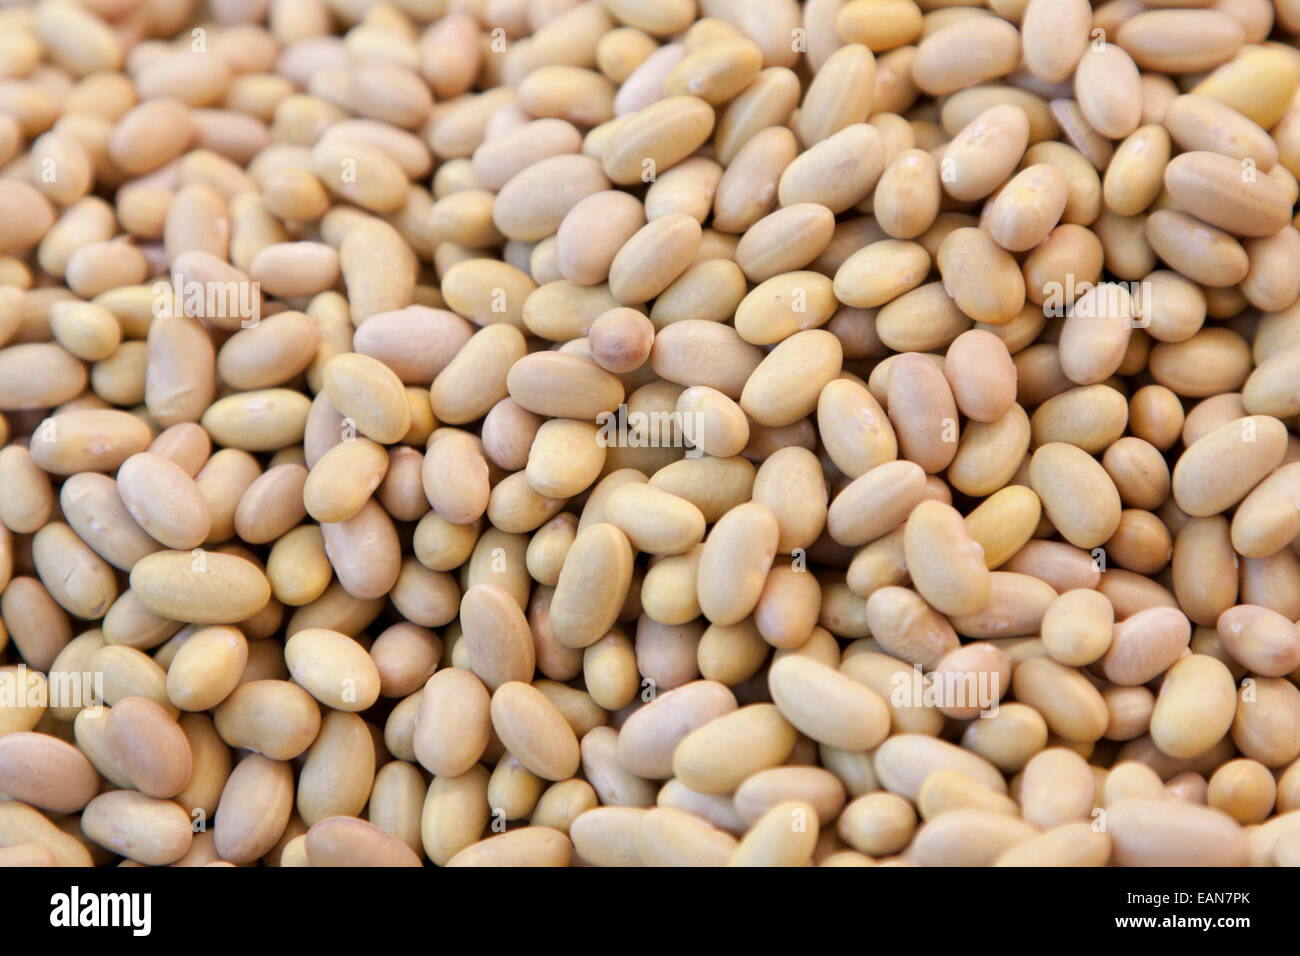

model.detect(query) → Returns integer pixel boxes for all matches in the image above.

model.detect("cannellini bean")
[0,0,1296,878]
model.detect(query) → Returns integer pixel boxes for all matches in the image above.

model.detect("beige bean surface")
[0,0,1296,876]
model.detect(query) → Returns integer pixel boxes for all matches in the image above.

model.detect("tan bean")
[697,503,780,626]
[214,679,321,761]
[1164,93,1278,167]
[1041,589,1114,666]
[1145,210,1249,289]
[305,816,423,867]
[1217,605,1300,677]
[944,330,1017,423]
[0,732,99,814]
[740,330,842,427]
[166,626,248,712]
[833,240,929,310]
[1150,654,1238,759]
[1164,151,1291,238]
[736,271,837,345]
[838,791,917,856]
[310,136,408,213]
[672,704,797,795]
[1207,759,1277,825]
[105,696,193,799]
[875,734,1008,801]
[1029,443,1122,549]
[650,319,764,399]
[213,753,294,864]
[551,523,635,649]
[490,681,580,782]
[913,20,1018,96]
[1172,415,1288,517]
[937,227,1025,325]
[1012,657,1108,743]
[129,550,270,625]
[81,791,192,866]
[874,149,941,238]
[1117,10,1244,74]
[430,324,527,424]
[886,353,960,474]
[603,95,715,185]
[942,106,1030,202]
[902,501,991,617]
[1022,0,1091,82]
[1101,606,1192,686]
[1075,44,1143,139]
[1107,799,1248,866]
[201,389,311,453]
[28,409,151,476]
[459,583,535,691]
[735,203,836,282]
[864,586,960,670]
[768,654,890,750]
[285,628,381,711]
